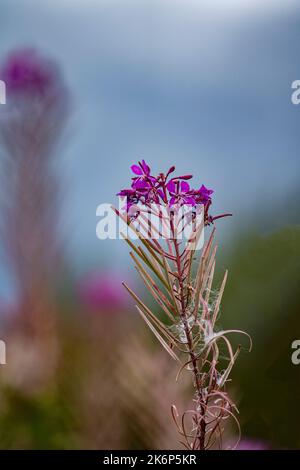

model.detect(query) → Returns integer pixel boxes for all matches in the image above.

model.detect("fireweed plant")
[115,161,251,450]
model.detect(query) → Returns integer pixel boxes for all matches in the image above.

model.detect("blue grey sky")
[0,0,299,295]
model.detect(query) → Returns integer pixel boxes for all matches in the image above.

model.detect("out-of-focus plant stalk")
[0,49,69,339]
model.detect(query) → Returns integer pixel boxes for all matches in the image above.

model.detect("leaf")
[122,282,178,345]
[161,255,181,316]
[113,206,164,267]
[136,306,180,361]
[134,265,176,322]
[192,229,215,317]
[217,346,241,388]
[212,270,227,326]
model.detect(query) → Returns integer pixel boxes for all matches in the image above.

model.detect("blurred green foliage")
[221,226,300,449]
[0,224,299,449]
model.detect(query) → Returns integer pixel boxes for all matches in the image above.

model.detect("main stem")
[171,221,206,450]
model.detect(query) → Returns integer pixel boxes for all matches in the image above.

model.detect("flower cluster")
[1,48,62,99]
[117,160,214,216]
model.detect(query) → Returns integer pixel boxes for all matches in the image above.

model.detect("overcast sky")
[0,0,299,298]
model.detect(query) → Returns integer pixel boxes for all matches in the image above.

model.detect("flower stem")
[171,220,206,450]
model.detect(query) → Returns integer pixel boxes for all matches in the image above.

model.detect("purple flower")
[117,160,159,211]
[117,190,139,212]
[131,160,151,177]
[194,184,214,204]
[1,48,62,99]
[131,160,157,190]
[167,180,196,206]
[77,271,130,312]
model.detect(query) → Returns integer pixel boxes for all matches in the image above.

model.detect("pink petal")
[133,179,150,190]
[181,181,190,192]
[167,181,176,193]
[141,160,150,174]
[131,164,143,175]
[184,196,196,206]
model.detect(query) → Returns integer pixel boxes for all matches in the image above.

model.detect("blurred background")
[0,0,299,449]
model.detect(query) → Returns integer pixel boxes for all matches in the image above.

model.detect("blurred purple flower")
[1,48,61,98]
[237,439,270,450]
[77,271,130,312]
[0,49,69,336]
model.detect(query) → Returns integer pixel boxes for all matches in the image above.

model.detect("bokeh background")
[0,0,299,449]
